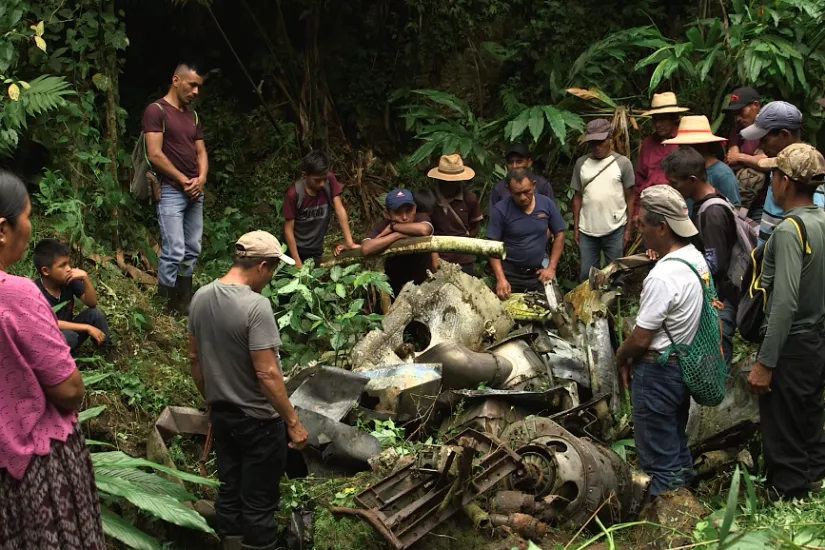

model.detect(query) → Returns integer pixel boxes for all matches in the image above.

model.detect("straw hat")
[428,154,476,181]
[662,115,726,145]
[640,92,690,116]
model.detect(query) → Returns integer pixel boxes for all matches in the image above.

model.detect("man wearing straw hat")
[663,115,741,206]
[571,118,636,282]
[427,154,484,275]
[634,92,689,215]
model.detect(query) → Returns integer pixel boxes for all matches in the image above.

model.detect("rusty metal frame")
[332,429,523,549]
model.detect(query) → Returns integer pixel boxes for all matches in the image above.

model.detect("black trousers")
[502,261,543,293]
[759,331,825,497]
[211,404,287,546]
[61,308,110,353]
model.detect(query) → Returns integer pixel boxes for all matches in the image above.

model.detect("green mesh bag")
[658,258,728,407]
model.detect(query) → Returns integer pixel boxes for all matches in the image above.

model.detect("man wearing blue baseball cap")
[361,188,435,296]
[741,101,825,243]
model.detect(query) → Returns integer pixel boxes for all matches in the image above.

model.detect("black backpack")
[737,215,809,343]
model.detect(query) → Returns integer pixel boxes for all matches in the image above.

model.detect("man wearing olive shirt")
[747,144,825,501]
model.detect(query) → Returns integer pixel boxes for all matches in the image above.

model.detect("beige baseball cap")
[235,231,295,265]
[640,184,698,238]
[758,143,825,186]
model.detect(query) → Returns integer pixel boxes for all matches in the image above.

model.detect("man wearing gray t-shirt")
[188,230,307,550]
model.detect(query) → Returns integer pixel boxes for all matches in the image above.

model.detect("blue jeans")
[157,185,204,287]
[578,225,625,282]
[720,299,737,366]
[632,361,693,496]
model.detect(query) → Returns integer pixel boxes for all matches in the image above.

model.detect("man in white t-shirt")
[571,118,636,281]
[616,184,709,498]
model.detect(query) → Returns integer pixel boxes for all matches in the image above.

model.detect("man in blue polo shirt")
[488,144,554,216]
[487,168,567,300]
[740,101,825,243]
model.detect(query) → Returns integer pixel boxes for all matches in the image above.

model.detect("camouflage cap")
[758,143,825,186]
[235,230,296,265]
[640,184,698,238]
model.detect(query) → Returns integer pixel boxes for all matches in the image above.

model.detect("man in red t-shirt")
[282,150,358,268]
[142,62,208,314]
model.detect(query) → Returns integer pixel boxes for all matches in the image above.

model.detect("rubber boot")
[222,536,243,550]
[157,284,180,314]
[176,275,193,315]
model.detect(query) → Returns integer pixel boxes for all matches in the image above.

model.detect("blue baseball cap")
[385,188,415,211]
[740,101,803,141]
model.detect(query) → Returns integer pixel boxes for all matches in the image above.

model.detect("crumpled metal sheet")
[351,262,513,371]
[146,406,209,470]
[358,363,442,421]
[295,409,382,476]
[289,366,370,422]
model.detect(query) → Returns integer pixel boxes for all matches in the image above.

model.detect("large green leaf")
[95,467,196,501]
[648,57,679,95]
[541,106,567,144]
[719,465,741,543]
[91,451,220,487]
[82,371,112,387]
[408,139,440,165]
[527,106,545,143]
[411,89,469,118]
[95,474,216,535]
[78,405,106,423]
[505,111,530,141]
[277,278,301,295]
[100,506,162,550]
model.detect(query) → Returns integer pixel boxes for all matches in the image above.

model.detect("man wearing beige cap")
[616,184,709,497]
[188,231,308,550]
[634,92,688,215]
[571,118,635,281]
[746,143,825,501]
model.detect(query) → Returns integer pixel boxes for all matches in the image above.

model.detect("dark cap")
[385,188,415,211]
[583,118,612,142]
[740,101,803,141]
[723,87,760,112]
[505,143,530,159]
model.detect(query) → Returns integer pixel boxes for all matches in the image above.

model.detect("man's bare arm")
[616,326,654,367]
[145,132,189,186]
[392,221,434,237]
[361,232,405,256]
[188,335,205,398]
[283,219,303,267]
[332,196,356,248]
[195,139,208,182]
[250,349,300,425]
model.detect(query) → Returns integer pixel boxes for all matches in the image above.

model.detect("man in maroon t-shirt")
[142,63,208,314]
[723,87,769,211]
[282,150,358,268]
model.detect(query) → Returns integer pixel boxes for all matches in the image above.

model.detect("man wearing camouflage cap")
[740,101,825,243]
[747,144,825,501]
[616,184,710,497]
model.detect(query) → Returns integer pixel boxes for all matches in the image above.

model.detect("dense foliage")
[2,0,825,546]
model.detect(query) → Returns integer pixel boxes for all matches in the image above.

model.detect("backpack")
[697,197,758,291]
[295,178,332,211]
[659,257,727,406]
[130,103,199,202]
[737,215,809,343]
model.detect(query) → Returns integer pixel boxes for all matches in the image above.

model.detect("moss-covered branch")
[319,236,506,267]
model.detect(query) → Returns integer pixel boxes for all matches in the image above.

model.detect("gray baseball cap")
[583,118,612,142]
[740,101,803,141]
[640,184,698,238]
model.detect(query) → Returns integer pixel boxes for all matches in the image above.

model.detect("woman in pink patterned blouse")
[0,171,104,548]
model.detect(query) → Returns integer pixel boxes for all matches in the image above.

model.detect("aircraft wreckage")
[150,239,759,549]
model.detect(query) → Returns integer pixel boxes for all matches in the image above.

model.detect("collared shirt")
[758,206,825,368]
[430,188,483,265]
[635,134,678,213]
[486,195,567,268]
[488,174,553,217]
